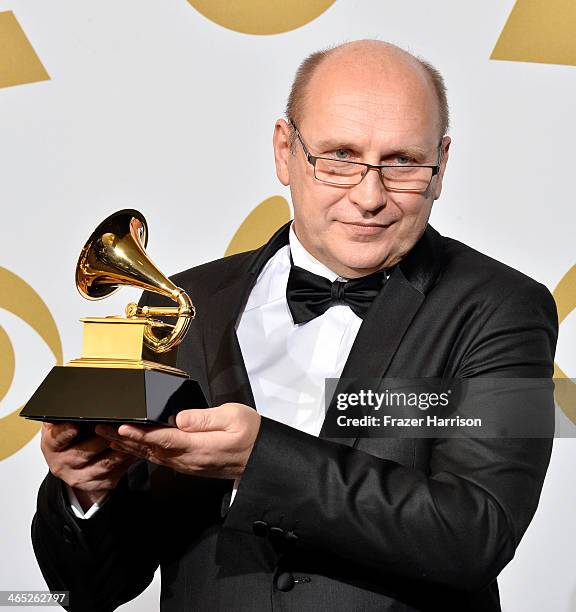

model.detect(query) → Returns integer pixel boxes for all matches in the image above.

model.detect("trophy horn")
[75,209,194,354]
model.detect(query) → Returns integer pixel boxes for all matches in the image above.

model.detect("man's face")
[274,51,451,278]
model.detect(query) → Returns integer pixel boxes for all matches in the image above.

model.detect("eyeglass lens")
[314,158,433,191]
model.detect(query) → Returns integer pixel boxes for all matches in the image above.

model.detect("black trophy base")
[20,366,208,426]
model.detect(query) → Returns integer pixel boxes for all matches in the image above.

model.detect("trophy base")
[19,365,208,426]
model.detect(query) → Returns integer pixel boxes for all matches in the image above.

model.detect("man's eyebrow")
[312,137,352,150]
[312,139,432,159]
[383,145,430,159]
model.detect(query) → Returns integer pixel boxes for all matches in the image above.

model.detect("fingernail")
[118,425,138,439]
[177,412,189,428]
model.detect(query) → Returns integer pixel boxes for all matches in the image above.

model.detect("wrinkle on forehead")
[310,90,438,149]
[300,41,441,141]
[325,95,426,125]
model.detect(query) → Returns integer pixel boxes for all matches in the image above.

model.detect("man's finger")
[95,424,123,441]
[117,425,192,451]
[68,436,112,466]
[47,422,80,451]
[96,424,156,453]
[84,449,139,475]
[109,439,151,458]
[175,407,230,433]
[96,424,152,457]
[68,452,140,490]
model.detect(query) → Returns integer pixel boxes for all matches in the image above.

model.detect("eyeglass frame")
[289,121,444,193]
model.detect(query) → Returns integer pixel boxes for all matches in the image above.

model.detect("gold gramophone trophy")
[20,209,206,425]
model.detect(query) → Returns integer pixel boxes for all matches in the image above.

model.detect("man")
[33,40,557,611]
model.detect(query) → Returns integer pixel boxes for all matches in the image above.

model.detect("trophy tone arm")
[126,288,195,354]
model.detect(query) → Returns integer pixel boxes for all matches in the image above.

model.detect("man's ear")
[273,119,292,186]
[433,136,451,201]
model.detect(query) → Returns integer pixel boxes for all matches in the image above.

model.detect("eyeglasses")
[291,122,442,193]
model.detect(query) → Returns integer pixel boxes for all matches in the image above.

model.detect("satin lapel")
[203,274,257,408]
[202,221,292,409]
[318,268,425,445]
[319,225,444,446]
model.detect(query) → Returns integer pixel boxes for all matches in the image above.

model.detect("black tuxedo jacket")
[32,222,558,611]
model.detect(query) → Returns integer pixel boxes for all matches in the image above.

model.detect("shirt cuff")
[65,484,106,520]
[229,477,241,507]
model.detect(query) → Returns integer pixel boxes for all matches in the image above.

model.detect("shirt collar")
[243,221,390,313]
[289,223,345,282]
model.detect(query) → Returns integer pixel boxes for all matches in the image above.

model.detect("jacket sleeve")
[31,461,161,612]
[31,289,176,612]
[221,281,558,593]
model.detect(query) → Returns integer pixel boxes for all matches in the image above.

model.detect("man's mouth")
[338,221,395,237]
[340,221,396,229]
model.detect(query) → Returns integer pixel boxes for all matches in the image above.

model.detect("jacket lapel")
[201,222,292,408]
[201,221,444,450]
[319,225,444,446]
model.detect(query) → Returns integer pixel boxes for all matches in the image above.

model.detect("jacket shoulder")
[440,235,551,299]
[169,250,257,291]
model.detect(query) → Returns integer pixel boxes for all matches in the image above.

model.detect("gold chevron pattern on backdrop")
[225,196,291,256]
[0,200,290,461]
[2,0,575,461]
[187,0,336,35]
[0,268,62,461]
[2,212,576,462]
[0,11,50,89]
[553,265,576,424]
[491,0,576,66]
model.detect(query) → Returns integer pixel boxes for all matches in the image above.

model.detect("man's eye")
[333,149,351,160]
[394,156,414,165]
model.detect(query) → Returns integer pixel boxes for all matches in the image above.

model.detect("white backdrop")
[1,1,575,610]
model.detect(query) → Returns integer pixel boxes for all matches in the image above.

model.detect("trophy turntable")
[20,209,207,425]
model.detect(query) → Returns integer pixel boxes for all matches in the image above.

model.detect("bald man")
[33,41,557,612]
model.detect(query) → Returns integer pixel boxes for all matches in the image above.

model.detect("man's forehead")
[302,86,439,147]
[319,91,426,120]
[312,58,433,104]
[308,53,435,105]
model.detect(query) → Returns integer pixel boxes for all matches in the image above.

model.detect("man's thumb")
[176,408,212,432]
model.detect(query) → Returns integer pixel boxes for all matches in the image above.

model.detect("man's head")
[273,40,451,278]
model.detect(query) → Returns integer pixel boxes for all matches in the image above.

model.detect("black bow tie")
[286,264,387,324]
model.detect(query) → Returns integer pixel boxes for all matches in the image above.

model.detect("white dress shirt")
[236,223,363,435]
[69,223,369,517]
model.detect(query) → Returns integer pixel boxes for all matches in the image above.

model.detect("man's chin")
[331,250,392,276]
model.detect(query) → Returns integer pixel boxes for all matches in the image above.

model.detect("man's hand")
[95,403,261,480]
[40,422,140,510]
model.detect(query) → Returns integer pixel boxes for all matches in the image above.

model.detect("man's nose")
[348,166,387,211]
